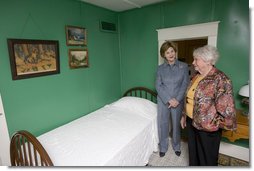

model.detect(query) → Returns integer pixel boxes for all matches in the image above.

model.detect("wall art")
[7,39,60,80]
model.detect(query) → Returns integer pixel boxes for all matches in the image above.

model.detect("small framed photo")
[65,25,86,46]
[69,49,88,69]
[7,38,60,80]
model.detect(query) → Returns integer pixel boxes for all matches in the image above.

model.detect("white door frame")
[157,21,220,65]
[0,94,11,166]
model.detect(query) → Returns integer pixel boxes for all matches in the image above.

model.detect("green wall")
[0,0,249,138]
[0,0,121,136]
[119,0,249,110]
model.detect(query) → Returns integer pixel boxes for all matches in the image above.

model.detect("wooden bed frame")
[10,86,157,166]
[123,87,157,103]
[10,130,53,166]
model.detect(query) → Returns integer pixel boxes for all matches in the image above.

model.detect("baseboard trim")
[219,141,249,162]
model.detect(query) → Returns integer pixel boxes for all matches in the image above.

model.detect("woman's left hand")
[169,98,179,108]
[180,115,186,129]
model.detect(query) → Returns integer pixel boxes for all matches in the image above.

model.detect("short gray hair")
[193,45,219,65]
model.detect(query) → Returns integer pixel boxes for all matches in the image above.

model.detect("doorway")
[175,38,208,64]
[157,21,219,65]
[174,38,208,77]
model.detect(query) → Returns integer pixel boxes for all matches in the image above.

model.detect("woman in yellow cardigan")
[181,45,237,166]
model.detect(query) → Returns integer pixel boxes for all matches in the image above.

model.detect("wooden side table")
[222,109,249,142]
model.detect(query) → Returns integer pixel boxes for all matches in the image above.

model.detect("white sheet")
[38,97,158,166]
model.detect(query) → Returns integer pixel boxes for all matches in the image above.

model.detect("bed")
[10,87,159,166]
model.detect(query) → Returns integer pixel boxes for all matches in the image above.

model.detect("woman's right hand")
[180,115,187,129]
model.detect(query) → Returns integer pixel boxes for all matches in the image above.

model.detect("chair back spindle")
[10,130,53,166]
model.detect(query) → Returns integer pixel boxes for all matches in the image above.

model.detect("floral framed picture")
[68,49,88,69]
[65,25,86,46]
[7,38,60,80]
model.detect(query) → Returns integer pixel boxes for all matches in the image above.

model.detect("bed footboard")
[123,87,157,103]
[10,130,53,166]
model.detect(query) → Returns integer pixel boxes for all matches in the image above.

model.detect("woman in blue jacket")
[155,41,189,157]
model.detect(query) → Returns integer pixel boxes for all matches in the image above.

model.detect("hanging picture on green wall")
[7,39,60,80]
[66,25,86,46]
[68,49,88,69]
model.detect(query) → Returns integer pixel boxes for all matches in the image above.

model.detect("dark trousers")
[186,116,222,166]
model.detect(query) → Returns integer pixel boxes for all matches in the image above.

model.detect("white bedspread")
[38,97,158,166]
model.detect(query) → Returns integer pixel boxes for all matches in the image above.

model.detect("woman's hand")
[168,98,179,108]
[180,115,187,129]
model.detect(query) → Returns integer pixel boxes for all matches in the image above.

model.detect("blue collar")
[165,59,179,67]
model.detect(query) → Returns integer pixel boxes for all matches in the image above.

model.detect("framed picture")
[7,39,60,80]
[66,25,86,46]
[69,49,88,69]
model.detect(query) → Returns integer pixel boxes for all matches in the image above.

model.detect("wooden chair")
[10,130,53,166]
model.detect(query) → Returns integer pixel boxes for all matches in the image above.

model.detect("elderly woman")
[180,45,237,166]
[156,41,189,157]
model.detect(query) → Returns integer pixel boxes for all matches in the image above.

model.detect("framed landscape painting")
[7,39,60,80]
[66,25,86,46]
[68,49,88,69]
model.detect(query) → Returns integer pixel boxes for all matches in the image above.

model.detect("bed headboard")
[123,87,157,103]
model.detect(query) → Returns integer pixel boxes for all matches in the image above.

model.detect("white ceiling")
[80,0,166,12]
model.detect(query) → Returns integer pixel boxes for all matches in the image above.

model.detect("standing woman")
[180,45,237,166]
[155,41,189,157]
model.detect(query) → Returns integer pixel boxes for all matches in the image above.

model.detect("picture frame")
[65,25,86,46]
[68,49,89,69]
[7,39,60,80]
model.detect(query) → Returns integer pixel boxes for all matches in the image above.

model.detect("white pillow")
[110,96,157,120]
[110,96,159,147]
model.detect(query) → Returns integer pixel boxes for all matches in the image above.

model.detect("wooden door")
[175,38,208,64]
[174,39,207,77]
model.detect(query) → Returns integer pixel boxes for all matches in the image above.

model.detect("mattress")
[37,97,159,166]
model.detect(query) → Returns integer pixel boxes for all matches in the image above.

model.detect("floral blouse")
[188,67,237,132]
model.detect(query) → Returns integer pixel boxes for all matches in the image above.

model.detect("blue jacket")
[155,60,189,105]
